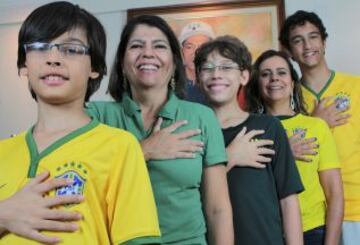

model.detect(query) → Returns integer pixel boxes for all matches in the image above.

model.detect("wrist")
[0,202,9,236]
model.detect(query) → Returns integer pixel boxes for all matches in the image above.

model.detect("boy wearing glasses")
[0,2,160,244]
[194,36,304,245]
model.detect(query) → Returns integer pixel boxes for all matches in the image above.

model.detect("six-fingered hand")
[312,97,351,128]
[289,132,319,162]
[226,127,275,170]
[0,171,83,244]
[140,117,204,161]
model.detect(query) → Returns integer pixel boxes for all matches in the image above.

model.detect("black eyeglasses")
[24,42,90,57]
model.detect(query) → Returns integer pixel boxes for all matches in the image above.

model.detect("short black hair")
[245,49,308,114]
[17,1,107,102]
[194,35,252,86]
[108,15,185,102]
[279,10,328,50]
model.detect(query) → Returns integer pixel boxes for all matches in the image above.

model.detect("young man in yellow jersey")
[280,10,360,245]
[0,2,160,244]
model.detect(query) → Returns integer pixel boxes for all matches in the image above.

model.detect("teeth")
[139,64,158,70]
[45,75,64,80]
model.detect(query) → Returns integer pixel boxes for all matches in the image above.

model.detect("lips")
[207,83,229,92]
[40,73,69,86]
[137,63,159,71]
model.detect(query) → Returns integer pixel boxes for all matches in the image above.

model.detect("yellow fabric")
[280,114,340,231]
[0,124,160,244]
[302,72,360,221]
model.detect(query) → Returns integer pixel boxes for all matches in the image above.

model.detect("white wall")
[0,0,359,139]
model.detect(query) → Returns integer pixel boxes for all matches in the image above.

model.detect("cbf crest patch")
[293,128,307,139]
[334,92,350,111]
[55,162,88,200]
[56,170,86,196]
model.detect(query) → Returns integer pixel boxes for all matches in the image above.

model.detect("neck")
[265,100,295,116]
[301,61,332,93]
[185,67,196,83]
[35,100,90,133]
[131,87,169,130]
[212,100,248,128]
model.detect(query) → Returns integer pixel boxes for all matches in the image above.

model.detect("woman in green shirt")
[87,15,233,244]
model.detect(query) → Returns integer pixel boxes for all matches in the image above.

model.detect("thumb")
[153,117,163,132]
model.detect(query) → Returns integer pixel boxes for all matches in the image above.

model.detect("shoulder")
[0,132,27,153]
[92,124,138,146]
[334,71,360,83]
[177,99,217,119]
[248,113,282,129]
[87,101,122,112]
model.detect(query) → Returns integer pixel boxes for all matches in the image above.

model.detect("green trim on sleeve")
[120,236,162,245]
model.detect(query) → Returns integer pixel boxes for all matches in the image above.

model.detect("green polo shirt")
[87,92,227,244]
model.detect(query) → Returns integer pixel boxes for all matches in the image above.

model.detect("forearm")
[324,196,343,245]
[280,194,303,245]
[319,169,344,245]
[0,201,9,237]
[206,208,234,245]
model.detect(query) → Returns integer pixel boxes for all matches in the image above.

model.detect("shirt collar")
[122,91,179,120]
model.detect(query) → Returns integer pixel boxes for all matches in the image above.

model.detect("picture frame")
[127,0,285,60]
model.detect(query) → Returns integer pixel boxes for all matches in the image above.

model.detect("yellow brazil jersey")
[301,71,360,221]
[0,120,161,244]
[279,114,340,231]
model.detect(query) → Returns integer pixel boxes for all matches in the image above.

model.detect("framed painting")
[128,0,285,60]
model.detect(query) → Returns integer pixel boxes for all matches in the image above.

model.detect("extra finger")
[26,230,61,244]
[177,129,202,140]
[44,209,82,221]
[36,178,74,194]
[244,129,265,140]
[255,139,274,147]
[36,220,79,232]
[26,171,50,188]
[257,148,275,155]
[45,194,84,208]
[163,120,188,133]
[153,117,163,132]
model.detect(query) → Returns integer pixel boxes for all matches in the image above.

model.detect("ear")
[89,71,99,79]
[19,67,28,77]
[239,70,250,86]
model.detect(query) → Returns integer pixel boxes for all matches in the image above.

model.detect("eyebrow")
[290,31,321,41]
[60,37,87,45]
[129,39,170,44]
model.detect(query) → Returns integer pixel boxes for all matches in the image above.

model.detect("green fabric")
[25,119,99,177]
[121,236,162,245]
[301,70,335,100]
[87,92,227,243]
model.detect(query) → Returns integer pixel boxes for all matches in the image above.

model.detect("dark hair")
[17,1,107,102]
[194,35,252,87]
[108,15,185,101]
[245,49,308,114]
[279,10,328,50]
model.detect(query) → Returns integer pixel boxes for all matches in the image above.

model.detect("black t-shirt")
[222,114,304,245]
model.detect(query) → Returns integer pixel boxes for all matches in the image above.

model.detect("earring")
[258,103,264,114]
[290,93,295,111]
[170,76,175,91]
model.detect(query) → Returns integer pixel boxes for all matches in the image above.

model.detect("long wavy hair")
[245,49,308,114]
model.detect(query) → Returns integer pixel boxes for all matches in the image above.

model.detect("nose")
[303,38,311,49]
[142,44,155,58]
[46,46,62,66]
[270,73,279,81]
